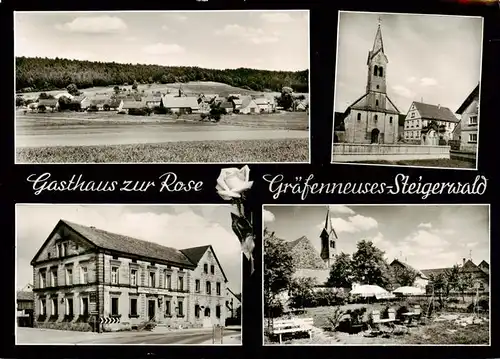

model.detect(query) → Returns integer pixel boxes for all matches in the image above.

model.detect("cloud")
[321,214,378,233]
[55,16,127,34]
[142,43,185,55]
[466,241,479,248]
[263,209,275,223]
[161,25,174,32]
[392,85,415,99]
[328,205,355,215]
[214,24,279,44]
[125,37,137,42]
[420,77,438,87]
[418,222,432,229]
[260,12,294,23]
[407,76,417,83]
[405,229,449,248]
[432,228,455,235]
[16,205,241,292]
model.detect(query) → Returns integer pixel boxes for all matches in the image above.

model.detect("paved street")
[16,327,242,345]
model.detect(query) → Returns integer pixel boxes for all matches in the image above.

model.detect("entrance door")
[82,298,89,316]
[371,128,380,144]
[148,300,156,321]
[202,307,212,328]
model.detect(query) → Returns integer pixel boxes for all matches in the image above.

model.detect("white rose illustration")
[216,165,254,200]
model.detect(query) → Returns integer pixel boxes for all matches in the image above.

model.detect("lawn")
[16,138,309,163]
[352,158,475,169]
[265,305,489,345]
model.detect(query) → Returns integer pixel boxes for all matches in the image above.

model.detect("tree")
[391,264,418,287]
[66,83,81,96]
[148,76,154,84]
[351,240,392,289]
[132,81,138,91]
[209,102,227,122]
[16,96,25,107]
[264,227,296,318]
[58,96,72,111]
[326,253,354,288]
[428,272,448,307]
[289,277,317,309]
[447,264,474,302]
[276,91,294,111]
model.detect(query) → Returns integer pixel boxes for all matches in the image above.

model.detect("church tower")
[366,17,388,95]
[320,209,338,268]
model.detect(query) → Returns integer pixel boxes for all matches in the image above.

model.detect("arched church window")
[374,115,378,121]
[378,67,384,77]
[357,113,361,121]
[373,65,378,76]
[375,100,379,106]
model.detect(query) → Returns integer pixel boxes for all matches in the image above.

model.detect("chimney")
[463,258,466,265]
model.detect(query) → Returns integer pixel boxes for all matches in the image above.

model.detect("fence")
[332,143,450,162]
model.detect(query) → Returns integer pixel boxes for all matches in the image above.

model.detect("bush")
[128,108,148,116]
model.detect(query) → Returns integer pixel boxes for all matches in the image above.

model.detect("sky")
[15,11,309,71]
[334,11,483,114]
[263,205,490,271]
[16,204,242,293]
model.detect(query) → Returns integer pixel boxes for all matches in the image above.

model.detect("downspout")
[97,250,101,333]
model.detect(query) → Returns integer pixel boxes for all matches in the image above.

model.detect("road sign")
[100,316,120,324]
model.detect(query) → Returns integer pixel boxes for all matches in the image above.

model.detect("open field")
[19,81,309,101]
[17,138,309,163]
[265,304,489,345]
[344,158,475,169]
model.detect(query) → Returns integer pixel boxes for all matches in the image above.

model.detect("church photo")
[332,11,483,170]
[262,204,490,345]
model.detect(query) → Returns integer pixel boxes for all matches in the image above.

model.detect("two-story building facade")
[31,219,230,332]
[453,84,480,153]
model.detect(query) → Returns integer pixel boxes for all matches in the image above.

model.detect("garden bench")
[368,309,396,335]
[270,317,314,344]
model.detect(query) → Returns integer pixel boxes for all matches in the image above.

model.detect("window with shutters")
[66,268,73,285]
[130,269,137,286]
[178,276,184,291]
[51,269,58,287]
[39,270,46,288]
[165,273,172,290]
[80,267,88,284]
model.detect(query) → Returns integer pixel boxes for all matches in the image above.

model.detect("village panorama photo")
[15,204,242,345]
[332,11,483,170]
[14,10,310,164]
[263,204,490,345]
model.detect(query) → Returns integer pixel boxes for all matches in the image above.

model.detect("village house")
[225,287,241,322]
[37,98,59,112]
[254,97,273,113]
[220,101,234,114]
[144,94,162,109]
[17,284,34,327]
[453,84,480,153]
[161,96,200,114]
[342,21,401,144]
[121,100,147,114]
[69,95,91,112]
[403,101,459,145]
[389,259,429,289]
[421,258,489,294]
[31,220,231,332]
[233,96,259,114]
[88,95,110,111]
[53,92,74,100]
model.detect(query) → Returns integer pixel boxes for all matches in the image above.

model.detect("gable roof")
[348,93,400,115]
[31,220,196,269]
[226,287,241,303]
[161,96,199,109]
[70,95,87,104]
[38,99,58,106]
[390,259,428,279]
[456,84,480,114]
[122,100,146,109]
[412,101,459,123]
[421,260,489,280]
[240,96,257,109]
[180,245,228,282]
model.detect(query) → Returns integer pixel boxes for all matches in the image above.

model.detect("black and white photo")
[263,204,490,345]
[15,204,242,345]
[15,10,310,164]
[332,11,483,170]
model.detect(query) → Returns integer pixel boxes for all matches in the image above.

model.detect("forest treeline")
[16,57,309,93]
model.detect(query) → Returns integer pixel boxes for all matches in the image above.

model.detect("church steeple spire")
[320,208,338,267]
[371,17,384,55]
